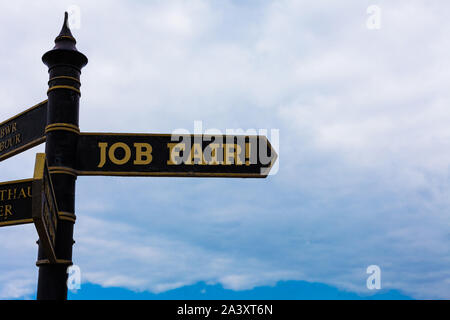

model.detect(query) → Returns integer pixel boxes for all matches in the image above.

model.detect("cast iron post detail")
[37,12,87,300]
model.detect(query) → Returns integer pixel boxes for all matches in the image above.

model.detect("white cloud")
[1,0,450,299]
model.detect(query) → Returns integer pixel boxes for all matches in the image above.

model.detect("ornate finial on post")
[54,12,77,46]
[42,12,87,69]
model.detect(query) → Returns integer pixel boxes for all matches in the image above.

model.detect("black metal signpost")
[0,13,277,300]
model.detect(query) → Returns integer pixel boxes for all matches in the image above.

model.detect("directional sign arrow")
[0,153,58,263]
[0,178,33,227]
[0,100,48,161]
[32,153,58,264]
[74,133,278,178]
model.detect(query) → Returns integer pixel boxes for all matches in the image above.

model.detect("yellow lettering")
[235,144,243,165]
[191,143,203,165]
[134,143,153,165]
[18,188,27,199]
[0,205,13,219]
[0,123,17,139]
[5,205,12,217]
[98,142,108,168]
[8,188,16,200]
[4,137,12,150]
[224,144,235,165]
[108,142,131,165]
[4,125,10,136]
[205,143,222,165]
[167,143,185,165]
[245,142,251,166]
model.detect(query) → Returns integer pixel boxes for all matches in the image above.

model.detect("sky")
[1,0,450,300]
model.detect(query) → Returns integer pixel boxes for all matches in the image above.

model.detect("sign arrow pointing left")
[0,100,48,161]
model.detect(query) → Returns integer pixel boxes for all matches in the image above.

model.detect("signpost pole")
[36,13,87,300]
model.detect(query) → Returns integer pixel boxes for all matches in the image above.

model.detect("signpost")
[0,13,278,300]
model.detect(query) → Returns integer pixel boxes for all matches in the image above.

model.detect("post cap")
[42,12,88,70]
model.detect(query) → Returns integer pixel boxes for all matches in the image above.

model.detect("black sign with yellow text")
[0,100,48,161]
[75,133,277,178]
[0,179,33,227]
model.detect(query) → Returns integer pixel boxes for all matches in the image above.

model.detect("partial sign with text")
[0,101,48,161]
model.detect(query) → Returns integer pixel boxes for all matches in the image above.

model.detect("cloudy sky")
[1,0,450,299]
